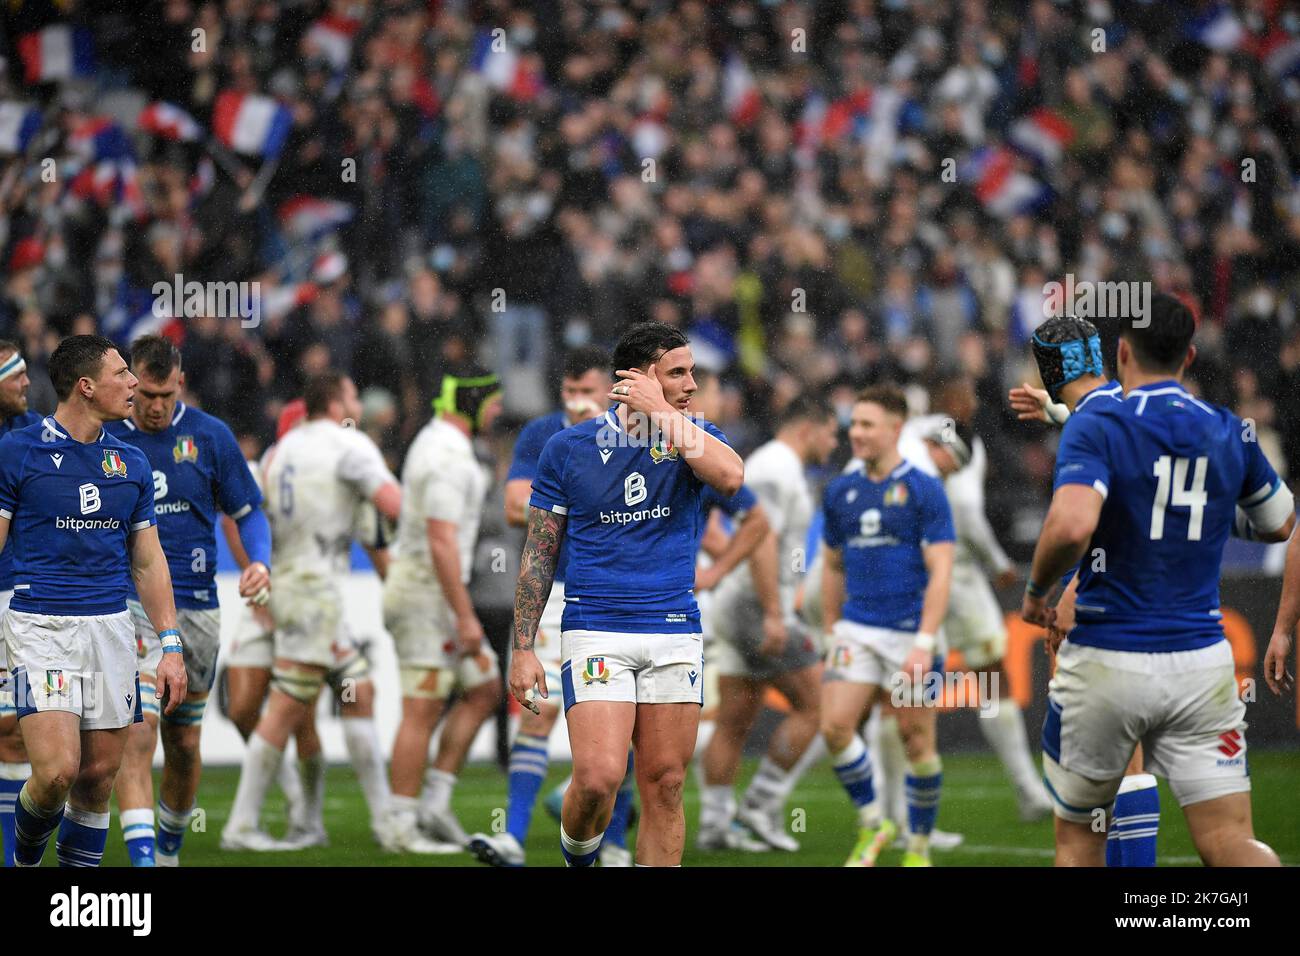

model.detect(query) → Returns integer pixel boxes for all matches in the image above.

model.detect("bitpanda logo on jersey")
[101,449,128,477]
[173,435,198,463]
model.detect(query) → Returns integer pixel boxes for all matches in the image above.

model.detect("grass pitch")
[63,751,1299,867]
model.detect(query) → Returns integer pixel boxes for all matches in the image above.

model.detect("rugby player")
[222,370,399,849]
[1022,294,1294,866]
[508,322,743,866]
[0,343,43,866]
[109,336,270,865]
[1,335,187,867]
[381,370,502,853]
[820,384,954,867]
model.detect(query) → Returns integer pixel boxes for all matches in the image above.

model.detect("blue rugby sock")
[13,784,62,867]
[157,800,192,863]
[0,764,27,867]
[1109,774,1159,867]
[56,804,109,868]
[560,824,602,867]
[831,737,877,810]
[604,750,635,849]
[120,807,156,867]
[505,734,549,844]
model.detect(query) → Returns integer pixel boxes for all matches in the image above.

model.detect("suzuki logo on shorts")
[624,472,646,506]
[79,483,101,515]
[1217,729,1242,758]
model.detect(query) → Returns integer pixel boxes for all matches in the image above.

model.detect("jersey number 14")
[1150,455,1207,541]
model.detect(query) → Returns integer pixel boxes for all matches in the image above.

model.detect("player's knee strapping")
[399,666,451,701]
[271,664,325,703]
[139,673,160,720]
[327,647,372,697]
[162,698,207,726]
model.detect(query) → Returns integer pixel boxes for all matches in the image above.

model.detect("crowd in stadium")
[2,0,1300,562]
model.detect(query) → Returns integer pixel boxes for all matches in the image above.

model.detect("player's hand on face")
[759,612,788,657]
[608,366,670,417]
[508,648,547,713]
[239,561,271,607]
[456,612,485,656]
[156,652,188,717]
[1263,630,1295,696]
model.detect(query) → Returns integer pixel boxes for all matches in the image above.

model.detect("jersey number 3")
[1150,455,1207,540]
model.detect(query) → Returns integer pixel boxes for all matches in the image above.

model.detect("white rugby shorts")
[560,630,704,712]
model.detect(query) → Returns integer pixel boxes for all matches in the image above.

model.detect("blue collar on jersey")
[1073,379,1122,413]
[1125,380,1215,417]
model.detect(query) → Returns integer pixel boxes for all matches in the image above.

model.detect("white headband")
[0,353,25,382]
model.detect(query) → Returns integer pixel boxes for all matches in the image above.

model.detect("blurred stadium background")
[1,0,1297,864]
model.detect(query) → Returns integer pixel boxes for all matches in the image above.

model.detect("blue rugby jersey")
[0,416,155,616]
[529,405,733,633]
[1053,379,1286,651]
[822,460,955,632]
[0,409,42,592]
[108,402,262,609]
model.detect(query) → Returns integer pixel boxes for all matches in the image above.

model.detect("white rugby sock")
[342,717,390,826]
[700,785,736,831]
[868,713,908,826]
[227,733,283,833]
[298,752,325,831]
[421,768,456,817]
[744,735,828,814]
[978,699,1042,795]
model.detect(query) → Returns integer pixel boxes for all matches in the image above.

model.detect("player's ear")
[1182,343,1196,374]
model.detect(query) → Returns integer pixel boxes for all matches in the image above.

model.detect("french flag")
[723,53,761,127]
[17,25,95,84]
[968,147,1047,218]
[212,91,293,157]
[69,159,145,218]
[1010,108,1075,166]
[0,103,42,155]
[277,195,354,240]
[262,282,320,322]
[303,13,361,71]
[138,101,203,143]
[469,30,542,100]
[68,117,135,163]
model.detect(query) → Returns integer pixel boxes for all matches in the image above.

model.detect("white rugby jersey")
[714,438,812,615]
[897,415,1011,575]
[391,416,489,582]
[263,418,396,577]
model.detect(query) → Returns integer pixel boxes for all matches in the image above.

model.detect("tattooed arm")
[508,505,567,708]
[513,505,568,651]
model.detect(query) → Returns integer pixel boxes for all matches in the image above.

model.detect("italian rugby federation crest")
[173,435,198,464]
[101,449,127,477]
[581,656,610,685]
[46,669,66,694]
[649,436,678,463]
[884,481,909,506]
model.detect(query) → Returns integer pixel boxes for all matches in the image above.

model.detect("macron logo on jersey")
[50,453,63,468]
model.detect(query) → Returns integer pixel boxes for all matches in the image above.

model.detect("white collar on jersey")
[1125,381,1215,417]
[1074,380,1122,413]
[42,416,104,444]
[604,406,623,433]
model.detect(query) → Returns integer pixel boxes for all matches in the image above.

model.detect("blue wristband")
[159,628,183,654]
[1025,579,1049,599]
